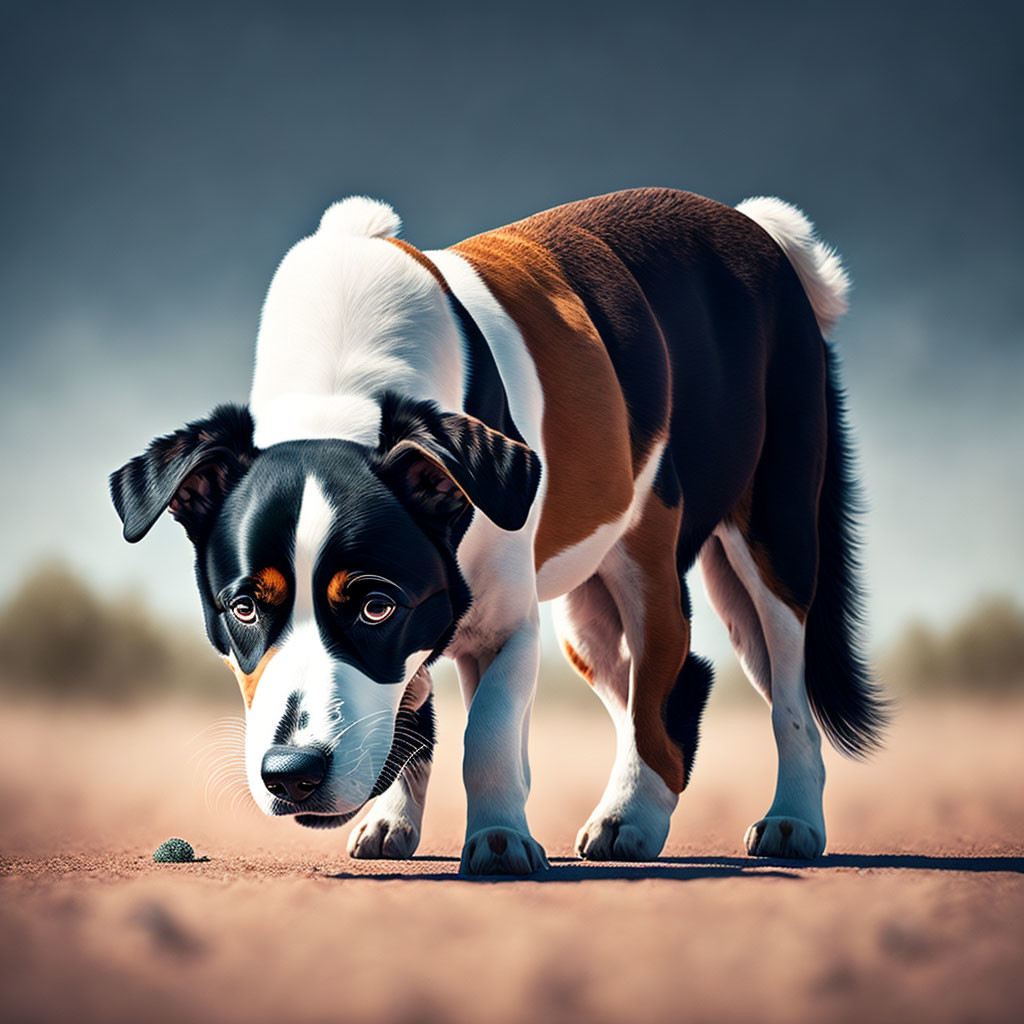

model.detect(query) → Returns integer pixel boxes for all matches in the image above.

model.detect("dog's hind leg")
[713,521,826,858]
[561,490,712,861]
[348,669,435,860]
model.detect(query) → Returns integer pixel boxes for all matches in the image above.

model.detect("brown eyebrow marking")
[253,567,288,607]
[327,570,350,606]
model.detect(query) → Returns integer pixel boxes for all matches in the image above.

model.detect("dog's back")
[453,188,823,566]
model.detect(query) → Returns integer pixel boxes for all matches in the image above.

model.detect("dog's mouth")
[293,807,364,829]
[266,791,367,827]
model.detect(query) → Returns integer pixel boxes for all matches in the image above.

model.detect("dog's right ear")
[110,404,258,544]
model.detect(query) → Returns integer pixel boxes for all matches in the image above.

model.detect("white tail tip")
[737,196,851,337]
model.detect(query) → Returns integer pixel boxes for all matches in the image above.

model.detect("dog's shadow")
[324,853,1024,883]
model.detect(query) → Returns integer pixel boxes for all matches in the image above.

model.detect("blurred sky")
[1,0,1021,666]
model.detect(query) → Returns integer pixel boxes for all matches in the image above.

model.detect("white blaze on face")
[245,475,406,817]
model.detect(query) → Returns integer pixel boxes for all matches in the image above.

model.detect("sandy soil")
[2,689,1023,1024]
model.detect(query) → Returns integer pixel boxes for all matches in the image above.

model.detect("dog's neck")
[248,232,467,448]
[250,392,383,448]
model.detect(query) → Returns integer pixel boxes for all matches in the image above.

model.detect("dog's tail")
[738,196,888,758]
[802,345,890,756]
[735,196,850,338]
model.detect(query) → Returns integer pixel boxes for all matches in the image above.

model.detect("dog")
[111,188,886,874]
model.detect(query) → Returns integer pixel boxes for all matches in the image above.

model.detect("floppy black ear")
[373,396,541,537]
[110,404,258,544]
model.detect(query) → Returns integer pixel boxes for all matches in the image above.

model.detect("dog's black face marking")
[273,692,309,746]
[200,438,468,687]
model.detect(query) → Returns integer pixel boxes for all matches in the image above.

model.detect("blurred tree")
[0,560,231,703]
[883,595,1024,694]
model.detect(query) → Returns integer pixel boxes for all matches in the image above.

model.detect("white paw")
[460,826,549,876]
[347,813,421,860]
[744,816,825,859]
[576,810,670,861]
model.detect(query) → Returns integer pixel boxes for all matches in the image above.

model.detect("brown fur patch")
[385,238,450,293]
[327,570,349,607]
[253,567,288,607]
[499,210,672,474]
[452,230,636,569]
[622,491,689,793]
[224,648,278,709]
[562,638,594,686]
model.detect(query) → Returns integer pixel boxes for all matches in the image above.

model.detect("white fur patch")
[736,196,850,337]
[403,649,434,687]
[292,476,335,619]
[575,699,678,860]
[319,196,401,239]
[253,393,383,450]
[250,228,464,446]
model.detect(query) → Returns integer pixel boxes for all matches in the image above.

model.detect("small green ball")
[152,837,195,863]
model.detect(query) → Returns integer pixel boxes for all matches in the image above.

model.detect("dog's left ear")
[110,404,258,544]
[373,397,541,537]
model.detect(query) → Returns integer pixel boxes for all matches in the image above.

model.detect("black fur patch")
[447,291,527,446]
[370,691,437,799]
[110,404,257,544]
[664,652,714,790]
[373,392,541,535]
[803,344,890,757]
[664,576,713,789]
[273,692,309,746]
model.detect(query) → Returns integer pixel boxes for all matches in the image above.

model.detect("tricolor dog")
[111,188,886,874]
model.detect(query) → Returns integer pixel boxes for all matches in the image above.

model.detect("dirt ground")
[1,688,1023,1024]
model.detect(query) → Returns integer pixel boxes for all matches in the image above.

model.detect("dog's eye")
[230,595,258,625]
[359,594,395,625]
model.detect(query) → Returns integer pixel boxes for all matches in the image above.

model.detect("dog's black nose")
[261,745,328,803]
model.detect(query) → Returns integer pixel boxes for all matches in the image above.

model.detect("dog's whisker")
[186,716,246,744]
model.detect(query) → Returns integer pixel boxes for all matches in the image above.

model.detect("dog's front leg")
[347,756,431,860]
[348,668,435,860]
[459,613,548,875]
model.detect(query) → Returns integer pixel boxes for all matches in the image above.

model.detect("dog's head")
[111,394,539,826]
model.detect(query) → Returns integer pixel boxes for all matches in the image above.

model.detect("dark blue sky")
[2,0,1021,659]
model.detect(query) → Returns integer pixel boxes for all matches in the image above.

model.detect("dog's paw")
[347,813,420,860]
[460,827,549,876]
[576,812,668,861]
[744,816,825,859]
